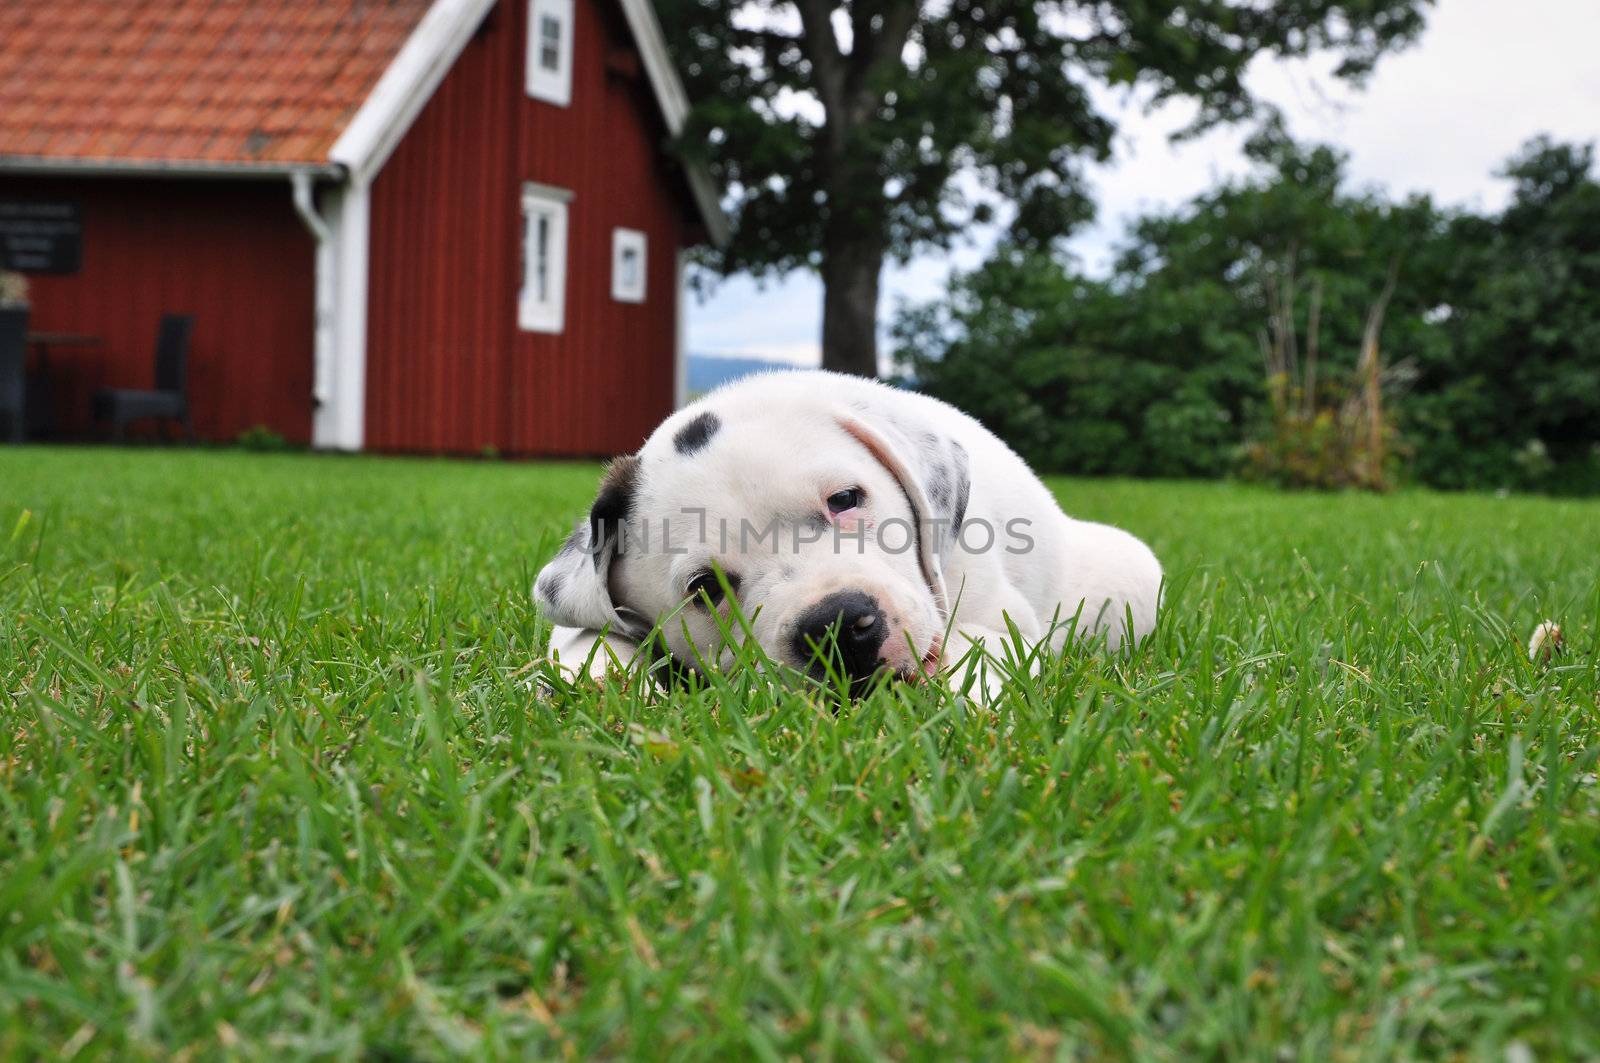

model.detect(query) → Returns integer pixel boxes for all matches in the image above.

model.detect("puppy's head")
[534,391,971,688]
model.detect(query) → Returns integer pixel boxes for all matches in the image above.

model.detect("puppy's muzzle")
[791,590,889,683]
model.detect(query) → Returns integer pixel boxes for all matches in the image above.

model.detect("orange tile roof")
[0,0,435,167]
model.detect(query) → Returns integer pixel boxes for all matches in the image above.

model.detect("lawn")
[1,447,1597,1059]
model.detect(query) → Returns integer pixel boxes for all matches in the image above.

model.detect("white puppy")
[535,370,1161,700]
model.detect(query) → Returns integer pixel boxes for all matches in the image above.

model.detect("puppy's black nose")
[792,590,889,681]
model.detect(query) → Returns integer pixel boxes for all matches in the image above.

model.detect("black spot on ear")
[588,454,640,568]
[927,462,951,509]
[949,444,970,533]
[673,411,720,455]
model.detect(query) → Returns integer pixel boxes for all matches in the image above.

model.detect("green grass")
[2,447,1598,1060]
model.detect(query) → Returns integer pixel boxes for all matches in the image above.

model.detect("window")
[612,228,647,303]
[538,14,561,70]
[520,184,571,333]
[525,0,573,106]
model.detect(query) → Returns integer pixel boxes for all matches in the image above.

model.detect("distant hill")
[686,354,803,395]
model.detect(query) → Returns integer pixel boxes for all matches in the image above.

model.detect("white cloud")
[687,0,1600,364]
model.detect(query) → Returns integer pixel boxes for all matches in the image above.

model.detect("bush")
[235,425,291,452]
[1241,407,1401,490]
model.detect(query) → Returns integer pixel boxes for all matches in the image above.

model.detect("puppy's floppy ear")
[534,455,647,635]
[834,407,970,618]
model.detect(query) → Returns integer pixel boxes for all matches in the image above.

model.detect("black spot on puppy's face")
[673,411,721,456]
[588,454,641,567]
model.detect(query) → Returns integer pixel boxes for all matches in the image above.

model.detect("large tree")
[658,0,1433,376]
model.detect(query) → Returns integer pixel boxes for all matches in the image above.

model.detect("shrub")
[235,425,291,452]
[1241,405,1403,490]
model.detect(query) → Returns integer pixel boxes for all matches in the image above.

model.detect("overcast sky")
[685,0,1600,366]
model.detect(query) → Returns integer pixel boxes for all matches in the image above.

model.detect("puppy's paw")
[545,625,650,690]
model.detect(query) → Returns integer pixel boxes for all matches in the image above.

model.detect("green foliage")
[1407,139,1600,492]
[894,251,1247,477]
[898,134,1600,492]
[234,424,292,452]
[3,449,1600,1056]
[658,0,1429,370]
[663,0,1431,274]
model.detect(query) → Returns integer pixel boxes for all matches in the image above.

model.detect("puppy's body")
[537,370,1161,699]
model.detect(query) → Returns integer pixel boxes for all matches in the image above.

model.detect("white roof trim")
[330,0,728,243]
[330,0,498,185]
[616,0,690,133]
[616,0,730,246]
[684,165,730,247]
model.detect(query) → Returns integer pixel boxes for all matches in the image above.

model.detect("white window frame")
[519,183,571,333]
[611,228,647,303]
[525,0,574,106]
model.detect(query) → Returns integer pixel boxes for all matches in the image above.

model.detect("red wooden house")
[0,0,726,454]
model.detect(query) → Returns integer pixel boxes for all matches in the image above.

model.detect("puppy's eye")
[826,487,864,514]
[685,570,738,607]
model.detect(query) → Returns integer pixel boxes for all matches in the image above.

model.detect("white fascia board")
[616,0,690,133]
[685,164,731,247]
[674,248,689,409]
[0,156,342,180]
[329,0,497,184]
[616,0,731,247]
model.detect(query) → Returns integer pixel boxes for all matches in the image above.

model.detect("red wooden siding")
[1,176,314,443]
[365,0,689,456]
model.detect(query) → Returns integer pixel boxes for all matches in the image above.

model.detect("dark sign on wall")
[0,200,83,273]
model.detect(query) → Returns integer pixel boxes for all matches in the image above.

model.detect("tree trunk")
[820,211,885,377]
[790,0,915,377]
[792,0,914,379]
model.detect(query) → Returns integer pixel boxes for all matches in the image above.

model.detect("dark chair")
[0,308,28,444]
[93,314,195,442]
